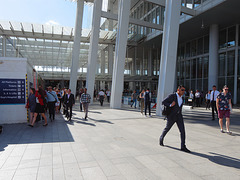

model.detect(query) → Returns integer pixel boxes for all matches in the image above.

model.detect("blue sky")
[0,0,93,28]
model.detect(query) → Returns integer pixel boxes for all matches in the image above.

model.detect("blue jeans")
[131,99,137,108]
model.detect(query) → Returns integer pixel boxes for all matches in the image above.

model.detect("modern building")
[0,0,240,111]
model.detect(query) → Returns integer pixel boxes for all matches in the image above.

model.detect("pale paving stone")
[53,166,65,180]
[0,169,15,180]
[81,166,107,180]
[37,166,53,180]
[64,163,83,180]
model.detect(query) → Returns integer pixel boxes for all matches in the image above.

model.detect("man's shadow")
[165,145,240,169]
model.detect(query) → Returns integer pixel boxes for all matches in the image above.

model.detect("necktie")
[213,91,215,101]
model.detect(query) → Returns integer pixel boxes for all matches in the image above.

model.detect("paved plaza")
[0,102,240,180]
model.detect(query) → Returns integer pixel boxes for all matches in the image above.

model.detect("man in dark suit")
[64,89,75,121]
[159,85,191,153]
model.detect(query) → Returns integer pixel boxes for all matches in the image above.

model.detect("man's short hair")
[212,85,216,88]
[68,89,71,92]
[177,85,185,90]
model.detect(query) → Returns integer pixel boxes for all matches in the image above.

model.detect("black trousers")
[211,101,218,119]
[195,98,200,107]
[99,96,104,106]
[80,102,82,111]
[145,101,151,115]
[206,100,210,109]
[107,96,110,103]
[160,114,186,148]
[48,102,55,119]
[66,104,73,120]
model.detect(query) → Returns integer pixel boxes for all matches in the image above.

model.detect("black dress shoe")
[181,146,191,153]
[28,124,33,127]
[159,140,164,146]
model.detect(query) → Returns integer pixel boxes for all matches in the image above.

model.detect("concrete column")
[86,0,103,103]
[110,0,131,109]
[208,24,219,90]
[148,48,152,76]
[101,50,105,74]
[234,25,239,104]
[2,36,6,57]
[108,0,113,31]
[156,0,181,116]
[108,45,114,75]
[141,48,144,75]
[69,0,84,96]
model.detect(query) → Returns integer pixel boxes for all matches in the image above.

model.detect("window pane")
[219,29,227,49]
[218,77,225,91]
[186,60,190,79]
[227,77,234,99]
[186,42,190,57]
[191,59,196,78]
[219,53,226,76]
[204,35,209,53]
[227,26,236,48]
[191,40,197,56]
[203,56,209,78]
[227,51,235,76]
[191,80,196,90]
[197,58,202,78]
[203,79,208,92]
[197,37,203,55]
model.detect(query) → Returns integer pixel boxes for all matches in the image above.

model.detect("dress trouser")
[99,96,104,106]
[80,102,83,111]
[145,101,151,115]
[140,99,144,114]
[48,102,55,119]
[66,104,73,120]
[107,96,110,103]
[82,103,89,118]
[211,101,218,119]
[160,114,186,148]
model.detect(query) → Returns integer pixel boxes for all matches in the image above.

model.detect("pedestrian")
[188,90,194,108]
[131,90,137,108]
[46,86,59,121]
[205,90,211,110]
[62,89,68,116]
[28,87,48,127]
[139,89,145,115]
[210,85,219,120]
[216,85,232,134]
[159,85,191,153]
[55,89,61,113]
[80,88,91,120]
[26,88,36,124]
[144,88,152,117]
[79,88,83,112]
[98,89,105,106]
[64,89,75,121]
[106,89,111,103]
[195,90,201,107]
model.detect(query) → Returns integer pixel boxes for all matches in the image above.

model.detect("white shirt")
[176,93,183,107]
[189,93,194,99]
[195,92,200,98]
[106,91,110,96]
[206,93,211,100]
[210,90,219,101]
[98,91,105,96]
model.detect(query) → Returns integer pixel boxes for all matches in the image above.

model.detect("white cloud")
[45,20,60,26]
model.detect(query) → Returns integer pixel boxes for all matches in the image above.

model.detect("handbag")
[162,105,171,116]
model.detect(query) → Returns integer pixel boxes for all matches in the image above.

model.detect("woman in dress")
[29,87,48,127]
[27,88,36,124]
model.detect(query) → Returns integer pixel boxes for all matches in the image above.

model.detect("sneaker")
[226,131,232,135]
[145,115,148,117]
[220,129,225,133]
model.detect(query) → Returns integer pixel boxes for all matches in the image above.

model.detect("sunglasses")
[181,89,185,91]
[225,89,229,91]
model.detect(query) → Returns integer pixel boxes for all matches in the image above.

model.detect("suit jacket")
[162,93,184,120]
[64,94,75,106]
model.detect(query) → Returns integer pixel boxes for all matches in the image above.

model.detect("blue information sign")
[0,79,25,104]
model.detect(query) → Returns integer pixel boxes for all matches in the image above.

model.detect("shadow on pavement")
[165,145,240,169]
[0,114,74,152]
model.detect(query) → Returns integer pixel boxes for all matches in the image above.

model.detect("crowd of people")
[26,86,92,127]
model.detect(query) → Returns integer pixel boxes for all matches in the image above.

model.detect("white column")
[86,0,103,103]
[2,36,6,57]
[208,24,219,90]
[110,0,131,109]
[234,25,239,104]
[108,45,114,75]
[148,48,152,76]
[131,47,137,76]
[156,0,181,116]
[101,50,105,74]
[69,0,84,96]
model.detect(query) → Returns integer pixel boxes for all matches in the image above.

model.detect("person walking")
[26,88,36,124]
[80,88,91,120]
[131,90,137,108]
[46,86,59,121]
[79,88,83,112]
[144,88,152,117]
[159,85,191,153]
[64,89,75,121]
[205,90,211,110]
[216,85,232,134]
[29,87,48,127]
[188,90,194,107]
[139,89,145,115]
[98,89,105,106]
[210,85,219,120]
[106,89,111,103]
